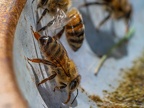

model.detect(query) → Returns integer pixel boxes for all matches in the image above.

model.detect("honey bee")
[36,0,85,51]
[36,0,71,24]
[28,27,81,104]
[64,8,85,51]
[80,0,132,33]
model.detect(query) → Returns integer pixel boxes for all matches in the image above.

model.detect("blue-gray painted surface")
[13,0,144,107]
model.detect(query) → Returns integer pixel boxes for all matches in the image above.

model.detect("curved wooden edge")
[0,0,28,107]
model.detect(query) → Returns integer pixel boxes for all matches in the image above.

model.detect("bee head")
[69,75,81,92]
[64,75,81,104]
[39,36,50,46]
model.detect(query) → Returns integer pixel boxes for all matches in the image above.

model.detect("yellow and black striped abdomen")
[39,36,70,75]
[39,36,65,62]
[65,8,85,51]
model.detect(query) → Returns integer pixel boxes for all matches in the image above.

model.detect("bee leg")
[38,18,56,32]
[111,20,117,37]
[53,27,65,40]
[27,58,57,67]
[78,2,107,8]
[37,9,49,24]
[96,13,111,31]
[53,82,67,92]
[38,72,57,86]
[124,19,130,34]
[64,92,71,104]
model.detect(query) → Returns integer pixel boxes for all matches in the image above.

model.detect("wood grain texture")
[0,0,28,107]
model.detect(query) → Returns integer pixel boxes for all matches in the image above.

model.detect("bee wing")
[48,8,75,31]
[56,38,69,57]
[52,38,71,77]
[51,56,71,77]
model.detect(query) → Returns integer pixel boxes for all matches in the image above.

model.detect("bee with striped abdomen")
[35,0,85,51]
[80,0,132,33]
[28,27,81,104]
[65,8,85,51]
[37,0,71,18]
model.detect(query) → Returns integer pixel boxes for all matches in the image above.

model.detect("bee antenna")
[71,89,78,104]
[30,26,34,33]
[30,26,41,40]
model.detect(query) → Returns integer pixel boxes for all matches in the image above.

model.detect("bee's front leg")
[38,72,57,86]
[124,19,130,34]
[64,92,71,104]
[53,82,67,92]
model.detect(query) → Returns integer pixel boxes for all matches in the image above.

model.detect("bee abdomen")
[65,8,85,51]
[42,36,64,60]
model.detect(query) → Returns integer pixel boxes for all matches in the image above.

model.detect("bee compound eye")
[39,36,49,46]
[69,80,77,90]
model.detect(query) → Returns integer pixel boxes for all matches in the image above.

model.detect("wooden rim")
[0,0,28,107]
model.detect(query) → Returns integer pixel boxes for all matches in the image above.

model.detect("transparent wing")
[48,8,75,31]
